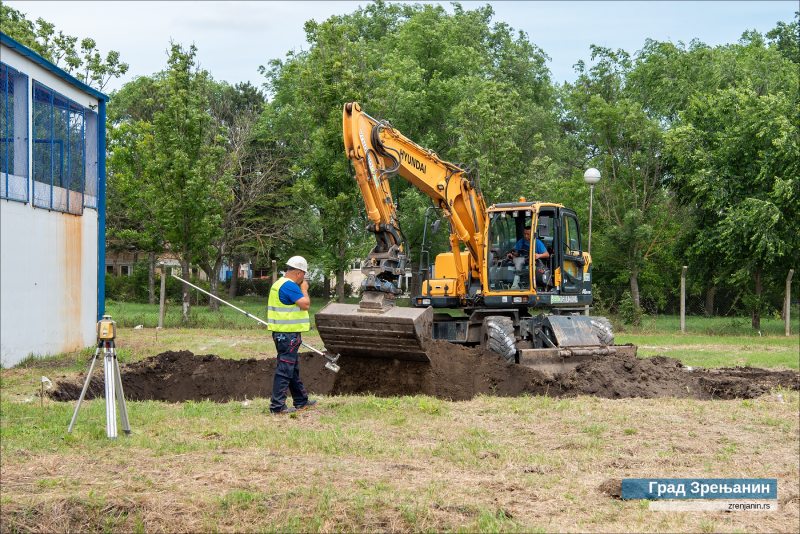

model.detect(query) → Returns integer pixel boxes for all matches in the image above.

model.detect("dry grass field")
[1,322,798,532]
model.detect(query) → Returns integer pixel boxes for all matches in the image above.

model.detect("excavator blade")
[518,315,637,374]
[315,303,433,362]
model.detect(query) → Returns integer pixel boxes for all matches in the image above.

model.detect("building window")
[106,264,115,275]
[0,62,29,203]
[120,265,130,276]
[83,111,98,208]
[32,81,87,215]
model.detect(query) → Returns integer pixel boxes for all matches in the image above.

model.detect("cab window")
[563,215,581,256]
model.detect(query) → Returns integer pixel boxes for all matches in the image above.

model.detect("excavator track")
[315,303,434,362]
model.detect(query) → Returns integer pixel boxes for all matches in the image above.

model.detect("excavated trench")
[50,341,799,403]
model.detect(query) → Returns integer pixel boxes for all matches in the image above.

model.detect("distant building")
[0,35,108,367]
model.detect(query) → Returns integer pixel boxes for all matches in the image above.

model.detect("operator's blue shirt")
[279,279,304,305]
[514,238,547,256]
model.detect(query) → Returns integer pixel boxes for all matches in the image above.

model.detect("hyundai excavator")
[316,102,636,371]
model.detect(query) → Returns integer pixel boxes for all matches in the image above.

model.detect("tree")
[106,118,163,303]
[564,47,682,315]
[264,1,565,300]
[666,33,799,328]
[144,43,230,321]
[0,4,128,90]
[201,83,298,308]
[107,75,167,303]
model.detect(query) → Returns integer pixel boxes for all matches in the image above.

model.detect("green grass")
[616,332,798,369]
[618,312,798,337]
[105,296,354,329]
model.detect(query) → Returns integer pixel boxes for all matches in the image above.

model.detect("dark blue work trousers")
[269,332,309,413]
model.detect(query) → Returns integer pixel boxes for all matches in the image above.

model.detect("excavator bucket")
[315,303,433,362]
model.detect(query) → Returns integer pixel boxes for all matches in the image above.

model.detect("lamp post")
[583,168,601,254]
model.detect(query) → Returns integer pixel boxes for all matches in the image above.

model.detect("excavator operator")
[507,225,550,263]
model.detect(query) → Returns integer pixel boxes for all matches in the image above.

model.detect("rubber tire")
[590,316,614,346]
[483,316,517,363]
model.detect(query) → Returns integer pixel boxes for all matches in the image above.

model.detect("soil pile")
[50,342,799,403]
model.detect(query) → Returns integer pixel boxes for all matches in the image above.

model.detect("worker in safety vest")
[266,256,317,414]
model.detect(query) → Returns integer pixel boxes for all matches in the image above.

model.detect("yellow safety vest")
[267,277,310,332]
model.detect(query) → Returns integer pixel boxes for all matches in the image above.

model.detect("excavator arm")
[315,102,489,361]
[342,102,487,304]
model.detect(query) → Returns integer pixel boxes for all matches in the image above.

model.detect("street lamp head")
[583,167,601,185]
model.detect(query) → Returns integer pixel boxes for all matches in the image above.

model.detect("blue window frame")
[0,62,29,203]
[32,81,85,215]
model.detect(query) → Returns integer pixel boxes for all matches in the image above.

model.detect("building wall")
[0,41,103,367]
[1,202,98,366]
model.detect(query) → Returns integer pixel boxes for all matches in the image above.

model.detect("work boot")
[297,399,318,411]
[272,406,297,415]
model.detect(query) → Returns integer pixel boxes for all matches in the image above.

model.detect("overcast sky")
[5,1,796,93]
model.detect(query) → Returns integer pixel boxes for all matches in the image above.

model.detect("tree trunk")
[336,268,346,303]
[336,237,346,302]
[703,285,717,317]
[208,258,223,311]
[181,259,191,323]
[148,252,156,305]
[751,267,762,331]
[323,275,331,299]
[228,259,240,298]
[629,268,641,311]
[411,272,421,298]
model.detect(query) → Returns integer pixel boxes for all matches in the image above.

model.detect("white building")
[1,34,107,367]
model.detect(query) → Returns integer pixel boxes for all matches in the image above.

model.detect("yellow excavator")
[316,102,635,370]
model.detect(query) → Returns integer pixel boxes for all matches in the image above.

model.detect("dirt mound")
[50,342,799,403]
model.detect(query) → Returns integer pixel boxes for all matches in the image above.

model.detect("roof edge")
[0,32,110,102]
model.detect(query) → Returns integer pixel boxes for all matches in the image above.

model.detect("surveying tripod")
[68,315,131,439]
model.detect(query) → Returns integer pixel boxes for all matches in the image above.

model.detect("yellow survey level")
[96,314,116,341]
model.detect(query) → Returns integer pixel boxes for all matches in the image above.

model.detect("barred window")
[32,81,86,215]
[83,110,98,208]
[0,62,29,202]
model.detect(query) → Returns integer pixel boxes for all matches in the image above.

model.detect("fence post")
[680,265,688,333]
[785,269,794,337]
[158,264,167,328]
[271,260,277,284]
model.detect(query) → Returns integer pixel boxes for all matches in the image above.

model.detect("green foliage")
[264,1,566,285]
[93,4,797,322]
[227,278,271,298]
[0,3,127,89]
[104,265,184,304]
[565,46,683,312]
[663,28,799,328]
[618,291,643,326]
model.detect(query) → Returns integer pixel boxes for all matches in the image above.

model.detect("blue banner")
[622,478,777,500]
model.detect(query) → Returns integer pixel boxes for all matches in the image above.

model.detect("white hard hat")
[286,255,308,272]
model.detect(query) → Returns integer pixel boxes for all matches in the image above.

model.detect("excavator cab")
[486,210,529,291]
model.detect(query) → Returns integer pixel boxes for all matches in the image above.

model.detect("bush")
[619,290,643,326]
[308,279,330,298]
[106,261,214,304]
[229,278,271,297]
[104,273,137,302]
